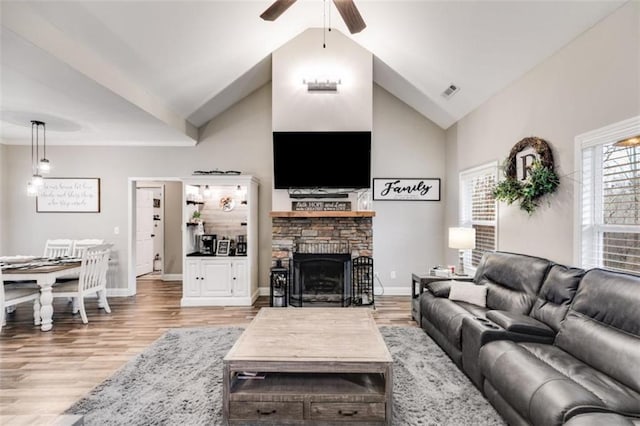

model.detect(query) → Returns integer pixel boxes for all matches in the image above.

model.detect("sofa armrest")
[486,310,555,338]
[425,280,453,298]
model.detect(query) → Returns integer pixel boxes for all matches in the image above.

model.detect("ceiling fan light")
[614,135,640,147]
[39,158,51,173]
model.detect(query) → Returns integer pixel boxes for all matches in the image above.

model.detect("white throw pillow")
[448,283,487,307]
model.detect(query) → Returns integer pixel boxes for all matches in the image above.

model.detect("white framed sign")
[37,178,101,213]
[372,178,441,201]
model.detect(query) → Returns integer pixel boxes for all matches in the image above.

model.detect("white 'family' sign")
[372,178,441,201]
[37,178,101,212]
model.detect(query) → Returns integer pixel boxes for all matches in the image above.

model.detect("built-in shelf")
[270,211,375,218]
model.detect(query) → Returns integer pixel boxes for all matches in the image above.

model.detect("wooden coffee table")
[222,308,393,425]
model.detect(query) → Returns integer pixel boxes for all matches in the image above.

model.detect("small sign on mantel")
[292,201,352,212]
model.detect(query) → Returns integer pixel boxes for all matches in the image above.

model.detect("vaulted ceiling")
[0,1,626,146]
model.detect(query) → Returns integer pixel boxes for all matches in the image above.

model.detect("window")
[578,116,640,275]
[459,162,498,272]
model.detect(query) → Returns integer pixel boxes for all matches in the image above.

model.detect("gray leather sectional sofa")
[419,251,640,425]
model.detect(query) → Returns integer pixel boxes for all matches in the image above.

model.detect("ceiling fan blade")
[332,0,366,34]
[260,0,297,21]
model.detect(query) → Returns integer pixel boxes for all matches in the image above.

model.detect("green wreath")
[493,137,560,215]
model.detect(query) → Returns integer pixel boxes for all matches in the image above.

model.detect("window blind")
[460,163,498,270]
[581,142,640,274]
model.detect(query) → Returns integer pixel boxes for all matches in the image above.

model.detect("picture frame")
[372,178,441,201]
[216,240,230,256]
[37,178,101,212]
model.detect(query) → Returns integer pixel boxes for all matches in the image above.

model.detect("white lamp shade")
[449,227,476,250]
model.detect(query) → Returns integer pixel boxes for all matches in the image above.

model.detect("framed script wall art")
[37,178,101,213]
[372,178,441,201]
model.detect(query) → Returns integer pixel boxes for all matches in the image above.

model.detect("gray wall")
[1,80,445,294]
[163,181,183,275]
[444,1,640,267]
[0,143,6,255]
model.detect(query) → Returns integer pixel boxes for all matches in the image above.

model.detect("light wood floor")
[0,279,415,424]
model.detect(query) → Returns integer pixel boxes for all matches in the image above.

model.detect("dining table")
[2,260,81,331]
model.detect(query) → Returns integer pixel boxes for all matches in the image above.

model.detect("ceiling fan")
[260,0,366,34]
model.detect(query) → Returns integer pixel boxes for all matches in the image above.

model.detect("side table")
[411,273,474,326]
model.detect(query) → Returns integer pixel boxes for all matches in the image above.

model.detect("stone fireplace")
[271,212,374,306]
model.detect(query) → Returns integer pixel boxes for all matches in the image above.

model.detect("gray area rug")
[66,326,504,425]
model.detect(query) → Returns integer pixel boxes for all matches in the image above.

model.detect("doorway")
[128,178,183,295]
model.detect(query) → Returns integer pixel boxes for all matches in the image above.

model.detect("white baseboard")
[161,274,182,281]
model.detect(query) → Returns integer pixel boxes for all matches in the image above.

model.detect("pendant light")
[27,120,49,196]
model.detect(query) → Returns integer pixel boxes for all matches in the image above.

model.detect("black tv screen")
[273,131,371,189]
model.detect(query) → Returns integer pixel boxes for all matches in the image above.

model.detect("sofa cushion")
[448,283,487,307]
[530,264,584,332]
[564,413,640,426]
[474,251,552,314]
[555,269,640,394]
[480,340,640,425]
[421,292,489,350]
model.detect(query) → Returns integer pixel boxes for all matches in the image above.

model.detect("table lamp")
[449,227,476,276]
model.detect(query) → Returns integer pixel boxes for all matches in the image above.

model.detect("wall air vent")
[441,84,460,99]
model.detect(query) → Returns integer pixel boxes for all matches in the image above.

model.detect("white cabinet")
[184,258,247,303]
[181,175,259,307]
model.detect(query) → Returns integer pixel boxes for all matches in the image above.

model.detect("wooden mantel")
[270,211,376,218]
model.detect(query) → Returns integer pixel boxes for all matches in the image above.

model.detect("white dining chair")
[43,239,74,258]
[52,244,112,324]
[71,239,104,258]
[1,270,41,332]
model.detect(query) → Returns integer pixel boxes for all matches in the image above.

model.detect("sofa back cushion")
[530,264,585,332]
[475,251,552,314]
[556,269,640,393]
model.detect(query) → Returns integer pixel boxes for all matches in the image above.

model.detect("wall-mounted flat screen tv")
[273,131,371,189]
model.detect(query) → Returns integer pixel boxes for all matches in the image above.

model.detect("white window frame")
[574,115,640,271]
[459,161,499,275]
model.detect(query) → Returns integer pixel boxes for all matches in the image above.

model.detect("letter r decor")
[372,178,441,201]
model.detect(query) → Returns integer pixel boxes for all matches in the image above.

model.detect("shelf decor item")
[493,137,560,214]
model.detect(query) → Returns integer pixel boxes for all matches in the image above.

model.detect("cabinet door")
[232,260,248,297]
[201,260,233,297]
[184,259,202,297]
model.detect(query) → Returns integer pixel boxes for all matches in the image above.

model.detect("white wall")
[444,1,640,267]
[272,28,372,131]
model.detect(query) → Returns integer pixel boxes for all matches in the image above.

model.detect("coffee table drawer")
[229,401,303,420]
[310,402,386,421]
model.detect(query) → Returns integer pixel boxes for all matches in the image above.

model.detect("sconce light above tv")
[273,131,371,190]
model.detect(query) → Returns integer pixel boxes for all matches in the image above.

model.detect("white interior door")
[136,188,154,276]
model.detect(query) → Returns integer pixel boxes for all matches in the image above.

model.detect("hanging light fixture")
[38,121,50,173]
[27,120,48,196]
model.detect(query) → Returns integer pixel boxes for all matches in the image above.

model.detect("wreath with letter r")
[492,137,560,215]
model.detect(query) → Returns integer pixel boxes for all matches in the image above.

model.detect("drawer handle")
[339,410,358,417]
[256,409,276,416]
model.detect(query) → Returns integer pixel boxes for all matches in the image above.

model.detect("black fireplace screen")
[289,253,351,307]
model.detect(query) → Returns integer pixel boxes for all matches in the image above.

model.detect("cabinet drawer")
[229,401,303,420]
[310,402,385,421]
